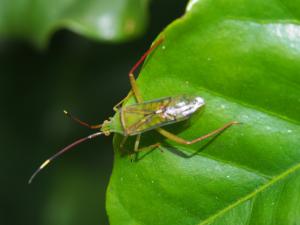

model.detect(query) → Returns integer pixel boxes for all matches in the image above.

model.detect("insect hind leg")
[156,121,239,145]
[128,37,164,104]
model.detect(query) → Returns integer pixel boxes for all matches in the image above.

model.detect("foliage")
[107,0,300,224]
[0,0,149,48]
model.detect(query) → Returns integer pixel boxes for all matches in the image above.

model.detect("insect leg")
[134,134,141,152]
[113,91,133,111]
[128,134,142,162]
[120,135,128,150]
[130,139,163,162]
[131,143,161,154]
[129,37,164,103]
[156,121,239,145]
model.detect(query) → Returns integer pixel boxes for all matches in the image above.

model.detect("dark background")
[0,1,187,225]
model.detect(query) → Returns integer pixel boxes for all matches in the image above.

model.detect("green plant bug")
[29,37,238,184]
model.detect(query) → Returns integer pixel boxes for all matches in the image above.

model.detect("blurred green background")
[0,1,187,225]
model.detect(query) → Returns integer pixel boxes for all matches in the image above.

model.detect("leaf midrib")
[168,79,300,224]
[198,161,300,225]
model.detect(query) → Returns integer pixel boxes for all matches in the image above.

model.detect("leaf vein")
[198,161,300,225]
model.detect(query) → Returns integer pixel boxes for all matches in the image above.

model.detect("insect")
[29,37,238,183]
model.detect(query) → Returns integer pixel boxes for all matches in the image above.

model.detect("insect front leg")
[113,91,133,111]
[156,121,239,145]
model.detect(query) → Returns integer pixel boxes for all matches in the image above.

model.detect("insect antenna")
[64,110,102,129]
[28,131,103,184]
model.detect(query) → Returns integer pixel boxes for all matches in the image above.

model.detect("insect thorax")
[120,95,205,136]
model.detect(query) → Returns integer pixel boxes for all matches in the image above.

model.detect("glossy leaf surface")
[107,0,300,224]
[0,0,149,48]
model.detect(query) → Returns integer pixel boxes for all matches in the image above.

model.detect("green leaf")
[107,0,300,224]
[0,0,149,48]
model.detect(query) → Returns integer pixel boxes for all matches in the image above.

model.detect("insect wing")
[121,97,174,135]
